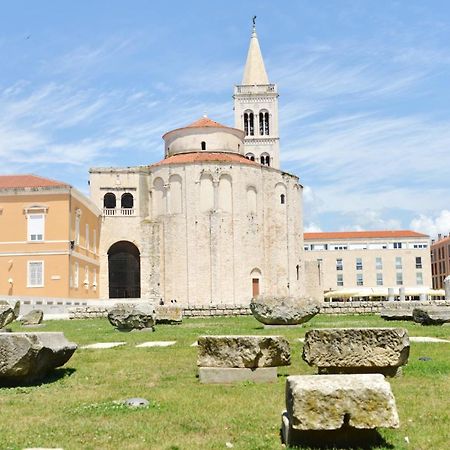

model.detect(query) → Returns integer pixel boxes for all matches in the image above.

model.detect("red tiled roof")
[186,117,227,128]
[0,174,69,189]
[150,152,260,167]
[304,230,429,240]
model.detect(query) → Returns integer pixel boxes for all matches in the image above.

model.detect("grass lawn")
[1,314,449,449]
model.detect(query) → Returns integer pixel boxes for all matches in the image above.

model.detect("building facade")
[304,231,431,296]
[431,234,450,289]
[89,26,312,306]
[0,175,101,299]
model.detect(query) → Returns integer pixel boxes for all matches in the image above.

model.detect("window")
[396,272,403,286]
[395,257,402,270]
[103,193,116,209]
[93,270,97,289]
[121,193,134,209]
[84,265,89,288]
[201,141,206,150]
[85,223,89,250]
[416,272,423,285]
[245,153,255,161]
[280,194,285,204]
[296,264,300,280]
[28,261,44,287]
[375,257,383,270]
[356,258,363,270]
[260,153,270,166]
[244,111,254,136]
[376,273,383,286]
[356,273,363,286]
[393,242,402,249]
[27,214,44,241]
[75,209,81,245]
[93,229,97,253]
[336,258,343,271]
[259,111,269,135]
[415,257,422,269]
[337,273,344,286]
[74,262,79,288]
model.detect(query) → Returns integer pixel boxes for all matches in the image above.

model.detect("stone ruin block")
[302,328,409,377]
[107,303,155,331]
[20,309,44,326]
[0,332,77,385]
[155,305,182,324]
[282,374,399,447]
[380,304,413,321]
[197,335,290,384]
[413,307,450,325]
[0,300,20,329]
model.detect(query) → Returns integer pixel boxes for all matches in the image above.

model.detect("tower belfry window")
[259,111,269,135]
[244,111,254,136]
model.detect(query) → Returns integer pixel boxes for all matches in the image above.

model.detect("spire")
[241,17,269,85]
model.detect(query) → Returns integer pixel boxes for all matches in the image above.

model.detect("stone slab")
[197,335,290,368]
[155,305,182,324]
[198,367,277,384]
[285,374,399,431]
[81,342,126,349]
[135,341,176,347]
[190,341,198,347]
[413,307,450,325]
[302,328,409,376]
[410,336,450,343]
[263,324,303,329]
[380,307,413,321]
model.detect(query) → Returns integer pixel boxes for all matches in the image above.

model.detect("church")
[89,24,316,306]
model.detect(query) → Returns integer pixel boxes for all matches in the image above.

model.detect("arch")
[201,141,206,150]
[243,110,254,136]
[260,152,270,166]
[246,185,257,214]
[103,192,116,209]
[200,173,214,212]
[153,177,165,216]
[259,109,270,135]
[121,193,134,209]
[108,241,140,298]
[245,153,255,161]
[218,174,232,212]
[169,174,183,214]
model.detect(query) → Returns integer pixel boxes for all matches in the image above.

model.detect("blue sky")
[1,1,450,237]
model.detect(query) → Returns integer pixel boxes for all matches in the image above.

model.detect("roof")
[304,230,429,241]
[151,152,260,167]
[0,174,69,190]
[242,27,269,85]
[185,117,227,129]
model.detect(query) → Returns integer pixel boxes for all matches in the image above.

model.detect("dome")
[162,116,245,157]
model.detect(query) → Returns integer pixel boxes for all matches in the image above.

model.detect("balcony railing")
[103,208,135,216]
[234,84,276,95]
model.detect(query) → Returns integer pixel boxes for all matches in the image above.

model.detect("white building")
[304,230,432,298]
[89,25,315,306]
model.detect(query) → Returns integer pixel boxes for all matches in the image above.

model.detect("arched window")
[259,110,270,136]
[243,110,254,136]
[245,153,255,161]
[201,141,206,150]
[280,194,285,204]
[103,193,116,209]
[260,153,270,166]
[121,193,134,209]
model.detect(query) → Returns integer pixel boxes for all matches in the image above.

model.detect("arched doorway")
[108,241,140,298]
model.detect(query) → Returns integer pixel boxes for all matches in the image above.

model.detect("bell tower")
[233,19,280,169]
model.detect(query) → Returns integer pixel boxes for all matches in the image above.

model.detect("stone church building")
[89,25,314,306]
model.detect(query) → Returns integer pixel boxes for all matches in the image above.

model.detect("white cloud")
[410,210,450,238]
[304,222,322,232]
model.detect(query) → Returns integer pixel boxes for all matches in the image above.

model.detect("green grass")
[1,315,449,449]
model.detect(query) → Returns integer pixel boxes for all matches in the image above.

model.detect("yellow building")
[0,175,101,299]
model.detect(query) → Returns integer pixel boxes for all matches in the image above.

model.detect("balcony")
[103,208,135,217]
[234,84,276,95]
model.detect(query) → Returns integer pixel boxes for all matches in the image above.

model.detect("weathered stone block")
[0,332,77,385]
[199,367,277,384]
[20,309,44,325]
[250,296,320,325]
[197,335,290,368]
[413,307,450,325]
[107,303,155,331]
[380,304,413,321]
[0,305,16,329]
[302,328,409,376]
[285,374,399,431]
[155,305,182,324]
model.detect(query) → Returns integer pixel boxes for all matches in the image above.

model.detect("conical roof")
[241,26,269,85]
